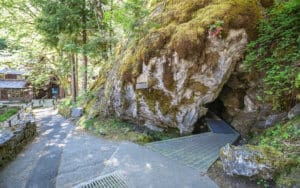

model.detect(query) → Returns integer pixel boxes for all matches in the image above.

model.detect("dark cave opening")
[192,98,227,134]
[206,98,226,118]
[192,117,209,134]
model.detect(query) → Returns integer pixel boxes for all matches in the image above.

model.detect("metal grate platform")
[146,133,238,172]
[73,171,128,188]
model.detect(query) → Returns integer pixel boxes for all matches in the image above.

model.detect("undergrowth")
[250,115,300,187]
[244,0,300,110]
[79,115,179,144]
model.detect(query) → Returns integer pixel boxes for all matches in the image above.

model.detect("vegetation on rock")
[244,0,300,110]
[250,115,300,186]
[119,0,261,84]
[78,115,179,144]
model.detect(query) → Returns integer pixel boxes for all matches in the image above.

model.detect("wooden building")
[0,68,33,101]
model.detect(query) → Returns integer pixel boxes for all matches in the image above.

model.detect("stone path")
[0,108,239,188]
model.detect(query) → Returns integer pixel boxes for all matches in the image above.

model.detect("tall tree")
[82,0,88,92]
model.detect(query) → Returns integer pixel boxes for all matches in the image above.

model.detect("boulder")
[71,108,84,118]
[220,144,288,180]
[231,112,257,137]
[87,0,262,134]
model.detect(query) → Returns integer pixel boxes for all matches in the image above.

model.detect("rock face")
[220,144,288,180]
[87,0,261,134]
[216,67,294,138]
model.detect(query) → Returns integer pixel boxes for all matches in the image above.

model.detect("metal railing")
[30,99,58,108]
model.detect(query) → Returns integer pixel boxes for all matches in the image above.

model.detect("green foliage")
[0,108,19,122]
[107,0,150,37]
[35,0,84,48]
[0,38,7,50]
[251,115,300,187]
[256,179,270,188]
[244,0,300,110]
[259,116,300,155]
[296,73,300,88]
[79,115,179,144]
[58,97,73,117]
[80,116,153,144]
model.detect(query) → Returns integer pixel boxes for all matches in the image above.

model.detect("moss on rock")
[119,0,261,82]
[140,89,172,115]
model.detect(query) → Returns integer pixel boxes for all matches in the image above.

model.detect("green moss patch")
[118,0,261,84]
[140,89,173,115]
[0,108,19,122]
[78,115,178,144]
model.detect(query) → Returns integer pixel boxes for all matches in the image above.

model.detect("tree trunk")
[82,47,88,92]
[71,53,77,103]
[109,0,113,54]
[75,53,79,95]
[82,0,88,92]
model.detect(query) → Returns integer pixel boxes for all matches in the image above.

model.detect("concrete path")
[99,142,218,188]
[0,108,118,188]
[0,108,239,188]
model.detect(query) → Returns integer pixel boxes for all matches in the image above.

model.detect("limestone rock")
[231,112,257,137]
[220,144,288,180]
[87,0,262,134]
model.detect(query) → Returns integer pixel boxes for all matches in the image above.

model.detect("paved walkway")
[0,108,239,188]
[0,108,118,188]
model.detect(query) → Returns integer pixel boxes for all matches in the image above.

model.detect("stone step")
[100,142,218,188]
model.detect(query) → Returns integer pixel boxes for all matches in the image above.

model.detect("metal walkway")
[146,116,239,172]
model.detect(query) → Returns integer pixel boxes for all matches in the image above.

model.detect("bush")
[58,97,73,117]
[244,0,300,110]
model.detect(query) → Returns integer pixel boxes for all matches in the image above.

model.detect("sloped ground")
[0,108,238,188]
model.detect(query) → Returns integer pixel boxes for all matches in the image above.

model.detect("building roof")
[0,80,27,89]
[0,68,25,75]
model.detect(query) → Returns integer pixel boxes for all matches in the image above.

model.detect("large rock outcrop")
[87,0,262,134]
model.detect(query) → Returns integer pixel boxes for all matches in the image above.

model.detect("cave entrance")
[192,117,209,134]
[206,98,226,118]
[192,98,226,134]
